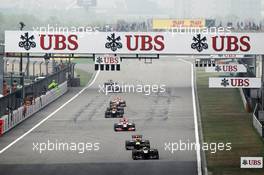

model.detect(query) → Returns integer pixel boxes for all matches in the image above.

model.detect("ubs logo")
[19,32,36,50]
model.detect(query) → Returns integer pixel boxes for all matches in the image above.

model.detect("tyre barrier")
[0,81,68,136]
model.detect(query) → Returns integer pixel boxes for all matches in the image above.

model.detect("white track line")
[0,70,100,155]
[179,59,202,175]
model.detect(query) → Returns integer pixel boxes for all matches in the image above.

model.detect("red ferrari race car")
[114,117,136,131]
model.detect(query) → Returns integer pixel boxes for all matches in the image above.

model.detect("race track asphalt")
[0,57,198,175]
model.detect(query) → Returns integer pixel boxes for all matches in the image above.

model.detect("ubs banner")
[205,64,247,73]
[5,31,264,55]
[209,77,261,88]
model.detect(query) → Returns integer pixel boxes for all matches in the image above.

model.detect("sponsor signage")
[5,31,264,54]
[215,54,245,59]
[152,19,206,29]
[205,64,247,73]
[209,77,261,88]
[210,54,248,59]
[195,54,254,60]
[94,55,120,71]
[95,54,120,65]
[240,157,263,168]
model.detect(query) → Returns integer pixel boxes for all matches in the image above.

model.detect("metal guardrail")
[253,103,264,137]
[0,66,70,117]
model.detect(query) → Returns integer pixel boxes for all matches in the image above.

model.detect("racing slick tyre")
[125,141,132,150]
[129,124,136,131]
[114,124,118,131]
[117,110,124,115]
[132,150,142,160]
[153,150,159,159]
[132,152,138,160]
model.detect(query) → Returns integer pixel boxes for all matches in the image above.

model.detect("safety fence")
[0,81,68,135]
[0,66,69,116]
[24,66,69,97]
[253,103,264,137]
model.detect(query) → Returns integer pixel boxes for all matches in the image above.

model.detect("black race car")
[104,80,114,87]
[114,118,136,131]
[105,108,123,118]
[132,147,159,160]
[125,135,150,150]
[106,106,124,115]
[104,80,122,93]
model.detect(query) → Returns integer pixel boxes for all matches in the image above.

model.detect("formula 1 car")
[106,105,124,115]
[108,100,124,112]
[104,80,122,93]
[125,135,150,150]
[105,108,123,118]
[104,80,115,87]
[110,97,126,107]
[114,118,136,131]
[132,147,159,160]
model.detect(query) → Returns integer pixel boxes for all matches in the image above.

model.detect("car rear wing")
[132,135,142,139]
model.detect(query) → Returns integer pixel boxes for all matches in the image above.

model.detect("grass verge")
[72,58,94,64]
[75,69,93,87]
[196,68,264,175]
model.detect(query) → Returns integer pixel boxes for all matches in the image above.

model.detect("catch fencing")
[0,66,69,116]
[0,81,68,135]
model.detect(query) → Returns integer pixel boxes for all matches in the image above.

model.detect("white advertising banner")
[240,157,263,169]
[211,54,249,59]
[95,55,120,65]
[205,64,247,73]
[4,31,264,54]
[209,77,261,88]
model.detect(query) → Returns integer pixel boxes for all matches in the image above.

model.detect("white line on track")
[0,70,100,155]
[179,59,202,175]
